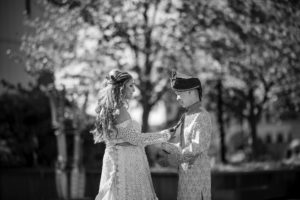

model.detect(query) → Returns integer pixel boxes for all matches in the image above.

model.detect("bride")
[91,69,172,200]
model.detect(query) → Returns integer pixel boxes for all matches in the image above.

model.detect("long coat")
[163,103,212,200]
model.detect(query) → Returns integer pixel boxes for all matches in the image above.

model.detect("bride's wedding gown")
[95,119,170,200]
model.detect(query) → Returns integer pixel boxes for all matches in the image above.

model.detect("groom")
[159,71,212,200]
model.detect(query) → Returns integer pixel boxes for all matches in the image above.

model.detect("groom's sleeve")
[179,112,211,163]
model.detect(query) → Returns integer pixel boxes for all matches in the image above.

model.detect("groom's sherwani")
[163,102,212,200]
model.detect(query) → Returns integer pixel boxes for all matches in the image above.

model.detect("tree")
[223,0,300,158]
[17,0,193,198]
[81,0,188,131]
[173,0,300,160]
[18,2,97,198]
[0,80,56,168]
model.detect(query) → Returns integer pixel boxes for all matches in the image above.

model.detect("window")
[265,134,272,144]
[277,133,283,143]
[287,132,293,142]
[25,0,31,16]
[265,112,271,123]
[48,0,70,6]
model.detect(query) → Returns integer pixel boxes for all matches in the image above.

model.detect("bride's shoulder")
[115,107,132,127]
[115,119,132,128]
[115,107,130,122]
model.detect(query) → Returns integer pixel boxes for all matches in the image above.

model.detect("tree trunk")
[217,79,227,164]
[248,88,258,159]
[55,132,68,200]
[49,91,69,200]
[70,93,88,199]
[70,129,85,199]
[142,102,151,132]
[141,98,154,166]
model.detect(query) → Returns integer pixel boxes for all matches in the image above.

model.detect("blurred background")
[0,0,300,200]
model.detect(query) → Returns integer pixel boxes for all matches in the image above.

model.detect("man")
[160,71,212,200]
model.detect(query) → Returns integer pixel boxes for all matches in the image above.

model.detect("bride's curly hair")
[91,69,133,143]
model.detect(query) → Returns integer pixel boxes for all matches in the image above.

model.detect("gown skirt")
[95,144,158,200]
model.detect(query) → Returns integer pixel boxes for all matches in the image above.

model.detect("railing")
[1,167,300,200]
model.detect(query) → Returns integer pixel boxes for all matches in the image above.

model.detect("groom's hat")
[170,71,202,92]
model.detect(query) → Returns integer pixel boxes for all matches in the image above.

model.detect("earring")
[120,86,126,100]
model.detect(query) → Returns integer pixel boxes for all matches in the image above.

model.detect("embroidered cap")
[170,71,202,92]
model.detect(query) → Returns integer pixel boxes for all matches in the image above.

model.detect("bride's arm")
[119,123,171,146]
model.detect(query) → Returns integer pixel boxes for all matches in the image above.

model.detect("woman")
[91,69,172,200]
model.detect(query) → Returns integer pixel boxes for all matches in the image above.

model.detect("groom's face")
[175,91,190,108]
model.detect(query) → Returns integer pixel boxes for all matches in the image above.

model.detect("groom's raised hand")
[157,148,170,167]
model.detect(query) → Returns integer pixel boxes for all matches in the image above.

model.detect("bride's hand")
[160,129,175,140]
[159,129,170,134]
[167,128,176,140]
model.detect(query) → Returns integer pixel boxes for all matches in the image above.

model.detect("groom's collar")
[186,101,202,114]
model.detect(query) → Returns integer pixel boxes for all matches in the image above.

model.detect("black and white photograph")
[0,0,300,200]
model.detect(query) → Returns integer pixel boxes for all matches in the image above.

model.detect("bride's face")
[124,79,135,99]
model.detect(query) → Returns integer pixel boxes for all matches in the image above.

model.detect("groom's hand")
[157,150,169,167]
[157,157,169,167]
[186,153,200,167]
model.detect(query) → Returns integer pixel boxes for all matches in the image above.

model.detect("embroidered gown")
[162,103,212,200]
[95,119,170,200]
